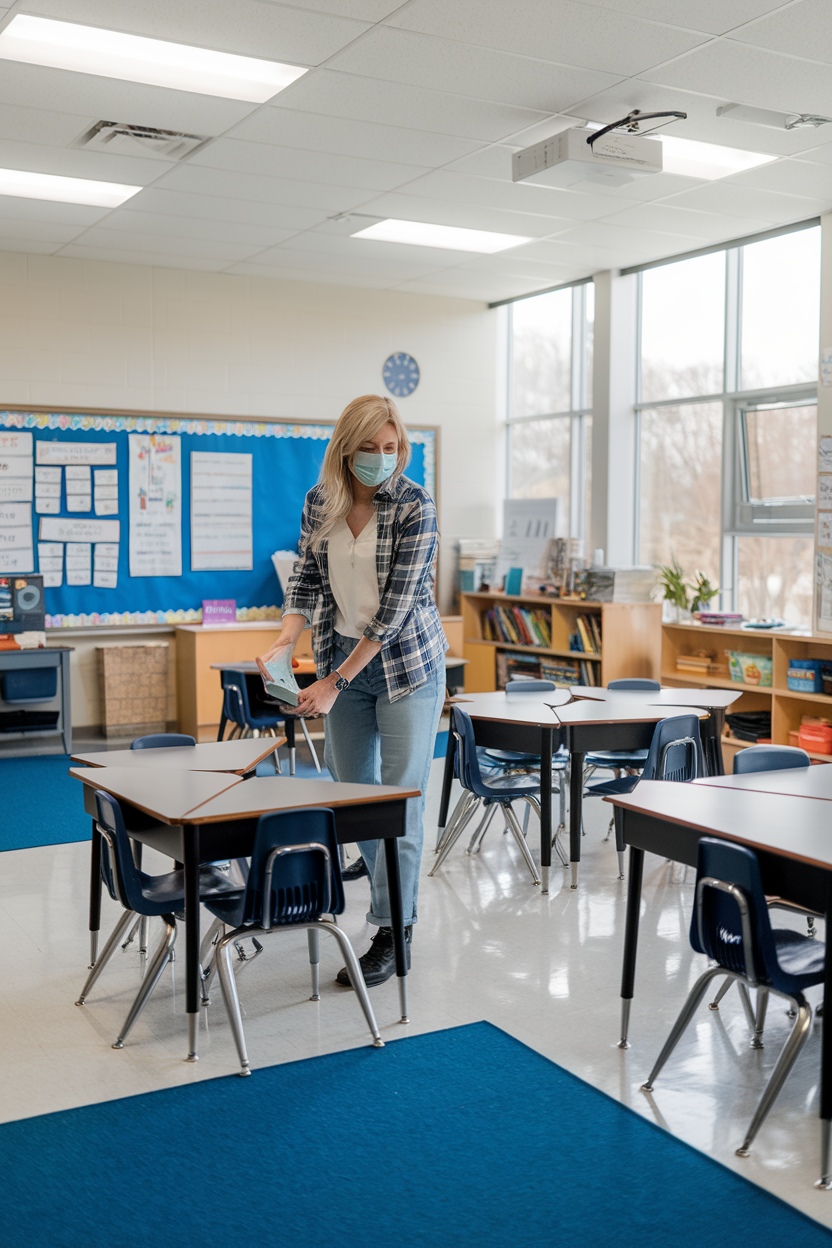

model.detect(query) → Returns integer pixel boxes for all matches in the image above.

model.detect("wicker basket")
[96,642,169,738]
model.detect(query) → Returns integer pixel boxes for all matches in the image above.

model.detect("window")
[506,283,593,545]
[638,403,722,589]
[640,251,724,403]
[636,222,819,628]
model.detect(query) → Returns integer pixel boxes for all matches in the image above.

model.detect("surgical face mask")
[352,450,397,487]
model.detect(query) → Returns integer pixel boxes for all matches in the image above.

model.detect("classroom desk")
[694,766,832,801]
[70,737,284,775]
[570,685,742,776]
[0,645,72,756]
[607,779,832,1187]
[70,766,418,1060]
[437,690,572,895]
[552,699,708,889]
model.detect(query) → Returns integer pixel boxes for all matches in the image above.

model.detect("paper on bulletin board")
[0,478,33,503]
[0,501,33,573]
[36,441,116,466]
[93,541,119,588]
[820,437,832,472]
[819,511,832,548]
[128,433,181,578]
[190,450,253,571]
[0,431,32,457]
[818,552,832,631]
[38,541,63,589]
[39,516,120,544]
[822,348,832,387]
[0,430,34,505]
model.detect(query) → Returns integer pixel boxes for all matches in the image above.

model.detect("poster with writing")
[128,433,181,578]
[0,501,33,573]
[190,450,253,572]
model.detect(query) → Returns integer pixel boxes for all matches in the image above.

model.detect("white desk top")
[71,738,282,775]
[694,766,832,802]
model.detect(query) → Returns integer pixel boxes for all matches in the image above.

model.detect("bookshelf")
[461,592,661,692]
[662,621,832,766]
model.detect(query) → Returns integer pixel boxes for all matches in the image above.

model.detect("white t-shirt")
[328,516,380,639]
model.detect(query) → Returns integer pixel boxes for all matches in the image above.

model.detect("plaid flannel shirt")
[282,475,447,703]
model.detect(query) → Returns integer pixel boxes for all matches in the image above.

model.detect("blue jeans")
[323,633,445,929]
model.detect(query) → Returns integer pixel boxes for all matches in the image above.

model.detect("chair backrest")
[221,669,281,730]
[93,790,153,914]
[131,733,195,750]
[607,678,661,692]
[505,679,556,693]
[243,807,344,928]
[450,707,490,796]
[733,744,811,774]
[640,714,704,783]
[689,837,780,988]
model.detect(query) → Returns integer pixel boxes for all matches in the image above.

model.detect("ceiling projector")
[513,127,663,188]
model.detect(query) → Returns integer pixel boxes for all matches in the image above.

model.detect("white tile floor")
[2,756,832,1228]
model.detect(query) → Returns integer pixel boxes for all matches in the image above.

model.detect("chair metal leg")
[467,803,497,855]
[751,987,769,1050]
[503,802,541,886]
[121,914,140,950]
[113,916,177,1048]
[289,745,296,776]
[522,803,531,836]
[299,717,321,772]
[736,999,813,1157]
[708,975,734,1011]
[435,791,470,852]
[138,915,150,956]
[76,909,136,1004]
[428,797,481,875]
[216,934,252,1076]
[737,982,757,1033]
[308,928,320,1001]
[604,816,614,842]
[321,921,384,1048]
[199,917,225,1006]
[641,965,725,1091]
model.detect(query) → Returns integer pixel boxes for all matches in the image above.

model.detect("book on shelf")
[482,604,551,648]
[568,614,601,656]
[540,657,581,687]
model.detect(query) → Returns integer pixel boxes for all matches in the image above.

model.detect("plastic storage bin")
[0,667,58,703]
[799,722,832,755]
[787,660,824,693]
[726,651,773,687]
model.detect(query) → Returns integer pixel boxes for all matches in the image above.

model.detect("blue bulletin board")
[0,410,436,629]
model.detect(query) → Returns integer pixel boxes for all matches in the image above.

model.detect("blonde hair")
[312,394,411,549]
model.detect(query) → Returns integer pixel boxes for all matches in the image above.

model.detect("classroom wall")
[0,250,501,725]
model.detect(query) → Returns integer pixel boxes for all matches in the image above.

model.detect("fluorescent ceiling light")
[0,15,307,103]
[0,167,140,207]
[657,135,776,180]
[351,219,531,253]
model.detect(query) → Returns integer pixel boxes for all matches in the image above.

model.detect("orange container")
[798,722,832,755]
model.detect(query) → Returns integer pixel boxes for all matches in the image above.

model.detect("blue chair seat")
[771,928,826,984]
[584,774,640,798]
[585,748,648,768]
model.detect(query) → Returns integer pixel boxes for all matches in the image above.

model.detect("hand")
[296,676,340,717]
[260,639,294,664]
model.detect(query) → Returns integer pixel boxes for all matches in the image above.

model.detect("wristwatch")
[333,669,351,692]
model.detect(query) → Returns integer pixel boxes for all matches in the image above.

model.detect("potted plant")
[657,556,689,622]
[690,571,719,615]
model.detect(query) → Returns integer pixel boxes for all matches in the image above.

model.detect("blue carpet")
[0,754,89,851]
[3,1022,830,1247]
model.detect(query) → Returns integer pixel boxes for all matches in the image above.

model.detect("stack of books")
[587,566,656,603]
[675,652,718,676]
[482,605,552,648]
[568,614,602,655]
[698,611,743,627]
[540,657,581,686]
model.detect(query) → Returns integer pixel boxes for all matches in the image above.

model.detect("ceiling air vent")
[75,120,211,161]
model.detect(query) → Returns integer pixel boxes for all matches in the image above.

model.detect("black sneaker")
[341,856,369,882]
[335,925,412,988]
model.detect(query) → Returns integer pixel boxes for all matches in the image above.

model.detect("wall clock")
[382,352,420,398]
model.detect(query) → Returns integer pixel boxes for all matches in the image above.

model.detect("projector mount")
[587,109,687,148]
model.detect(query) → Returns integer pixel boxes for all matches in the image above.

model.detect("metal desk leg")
[60,649,72,756]
[619,845,645,1049]
[701,708,725,777]
[816,873,832,1187]
[88,818,101,967]
[383,836,408,1024]
[436,712,455,847]
[183,823,201,1062]
[539,727,553,895]
[569,749,585,890]
[285,717,296,776]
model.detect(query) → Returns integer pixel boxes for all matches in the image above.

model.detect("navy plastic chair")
[429,707,549,884]
[75,790,245,1050]
[641,837,825,1160]
[131,732,196,749]
[201,807,382,1076]
[585,714,704,878]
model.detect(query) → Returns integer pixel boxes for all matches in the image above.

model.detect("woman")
[261,394,446,987]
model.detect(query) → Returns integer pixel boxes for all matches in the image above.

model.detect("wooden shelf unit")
[461,592,661,692]
[663,621,832,766]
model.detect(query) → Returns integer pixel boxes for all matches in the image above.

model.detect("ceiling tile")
[663,179,832,222]
[451,253,584,281]
[0,196,107,225]
[583,0,789,36]
[0,216,87,243]
[58,227,264,262]
[550,220,701,252]
[225,261,398,288]
[158,163,375,213]
[0,237,62,254]
[20,0,371,65]
[222,244,446,281]
[0,103,96,148]
[258,1,406,18]
[0,61,259,135]
[267,68,551,141]
[730,0,832,64]
[324,26,623,112]
[357,189,563,236]
[598,200,769,240]
[0,134,171,184]
[641,40,832,116]
[190,137,428,191]
[726,157,832,200]
[88,208,296,249]
[270,228,479,268]
[58,243,230,270]
[390,273,530,299]
[398,168,634,222]
[386,0,709,76]
[125,188,326,230]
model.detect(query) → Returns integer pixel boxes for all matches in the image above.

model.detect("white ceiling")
[0,0,830,299]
